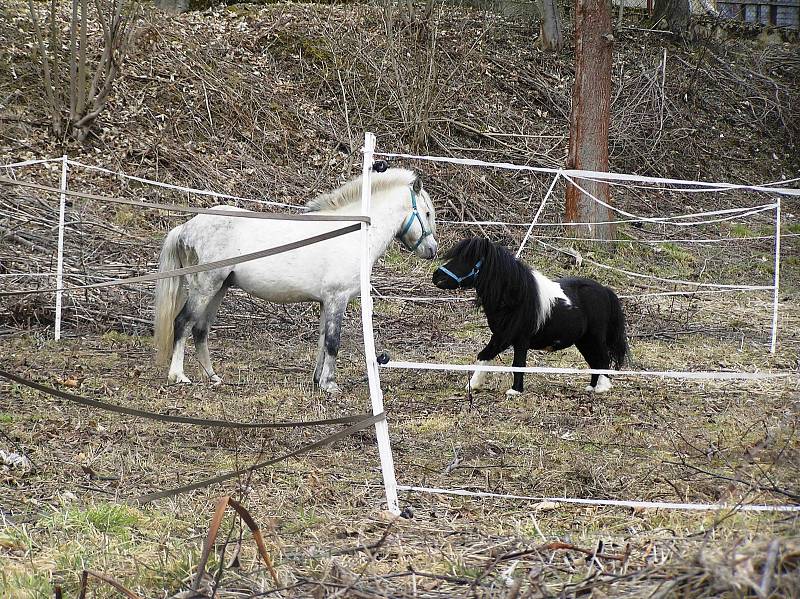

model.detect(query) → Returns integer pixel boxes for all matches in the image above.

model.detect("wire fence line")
[66,159,299,210]
[374,151,800,196]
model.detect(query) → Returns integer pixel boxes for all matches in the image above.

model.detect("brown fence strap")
[193,496,279,592]
[136,411,386,504]
[0,223,361,297]
[0,175,370,223]
[0,369,371,429]
[78,569,142,599]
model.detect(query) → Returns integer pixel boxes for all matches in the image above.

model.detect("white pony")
[153,168,437,392]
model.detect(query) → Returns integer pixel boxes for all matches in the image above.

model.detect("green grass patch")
[0,565,52,599]
[381,246,408,268]
[659,242,697,265]
[452,321,486,341]
[269,31,332,64]
[101,330,146,347]
[42,503,141,540]
[730,223,754,238]
[283,507,324,534]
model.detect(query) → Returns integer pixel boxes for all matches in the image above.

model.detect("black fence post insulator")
[376,352,390,365]
[372,160,389,173]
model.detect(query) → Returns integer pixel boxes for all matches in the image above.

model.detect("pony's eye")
[426,212,431,217]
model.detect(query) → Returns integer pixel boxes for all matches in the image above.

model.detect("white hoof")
[595,376,612,393]
[466,376,486,391]
[466,361,488,391]
[505,388,522,396]
[586,375,612,394]
[168,372,191,384]
[209,374,222,386]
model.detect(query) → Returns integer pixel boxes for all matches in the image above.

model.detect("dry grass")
[1,272,798,596]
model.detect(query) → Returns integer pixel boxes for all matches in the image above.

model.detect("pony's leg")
[317,295,348,393]
[192,285,228,385]
[169,300,194,384]
[467,335,506,391]
[313,303,326,385]
[506,344,528,396]
[576,338,611,393]
[168,273,227,385]
[467,361,490,391]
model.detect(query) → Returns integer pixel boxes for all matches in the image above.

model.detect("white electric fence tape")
[441,204,776,228]
[533,240,773,291]
[66,160,298,209]
[1,158,63,169]
[374,151,800,196]
[516,173,560,258]
[519,233,798,245]
[380,361,791,381]
[561,174,778,227]
[397,486,800,513]
[372,287,776,303]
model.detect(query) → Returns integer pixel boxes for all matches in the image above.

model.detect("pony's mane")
[305,168,417,212]
[444,237,544,345]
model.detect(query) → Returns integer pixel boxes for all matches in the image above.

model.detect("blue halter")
[439,259,482,285]
[398,189,432,251]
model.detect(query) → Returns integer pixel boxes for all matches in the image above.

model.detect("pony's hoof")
[593,375,612,393]
[209,374,222,386]
[466,379,485,392]
[321,382,341,394]
[505,388,522,396]
[585,384,595,393]
[169,373,192,384]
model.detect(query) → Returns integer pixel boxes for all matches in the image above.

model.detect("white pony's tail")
[154,226,185,365]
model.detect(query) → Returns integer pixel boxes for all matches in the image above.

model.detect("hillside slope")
[2,1,798,204]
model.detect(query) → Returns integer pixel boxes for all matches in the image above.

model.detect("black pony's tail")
[606,288,629,369]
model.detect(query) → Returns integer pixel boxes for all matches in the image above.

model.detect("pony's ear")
[412,177,423,193]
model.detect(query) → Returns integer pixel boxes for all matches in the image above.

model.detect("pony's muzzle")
[417,239,438,260]
[432,266,458,289]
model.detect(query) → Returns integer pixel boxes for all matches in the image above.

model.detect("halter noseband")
[439,259,482,285]
[398,189,432,251]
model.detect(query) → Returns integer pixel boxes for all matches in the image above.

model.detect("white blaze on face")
[532,270,571,328]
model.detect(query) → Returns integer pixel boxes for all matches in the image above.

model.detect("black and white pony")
[432,237,628,395]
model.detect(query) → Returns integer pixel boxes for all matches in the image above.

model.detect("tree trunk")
[653,0,690,35]
[536,0,564,51]
[564,0,614,240]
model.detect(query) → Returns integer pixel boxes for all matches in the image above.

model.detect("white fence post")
[770,198,781,354]
[359,132,400,515]
[54,154,68,341]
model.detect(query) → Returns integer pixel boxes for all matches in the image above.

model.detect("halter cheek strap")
[439,259,482,285]
[398,189,432,251]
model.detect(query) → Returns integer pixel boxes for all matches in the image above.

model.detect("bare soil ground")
[1,1,799,597]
